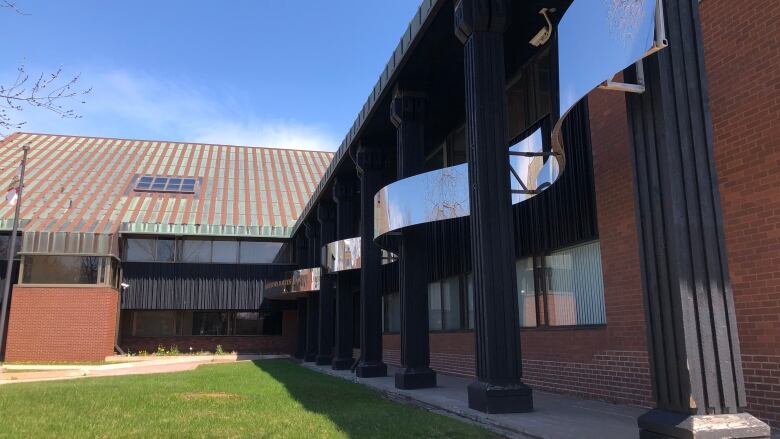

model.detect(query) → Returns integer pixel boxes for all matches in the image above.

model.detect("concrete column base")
[638,409,770,439]
[395,367,437,389]
[331,357,353,370]
[467,381,533,414]
[355,360,387,378]
[315,355,332,366]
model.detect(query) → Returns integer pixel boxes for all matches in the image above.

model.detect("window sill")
[519,324,606,332]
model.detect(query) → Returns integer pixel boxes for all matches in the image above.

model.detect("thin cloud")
[13,69,340,151]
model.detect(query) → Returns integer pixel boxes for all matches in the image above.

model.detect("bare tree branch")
[0,64,92,132]
[0,0,29,15]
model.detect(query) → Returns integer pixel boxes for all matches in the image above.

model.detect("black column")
[316,202,336,366]
[454,0,532,414]
[391,89,436,389]
[293,233,308,360]
[354,144,387,378]
[294,297,307,360]
[332,177,355,370]
[625,1,769,437]
[304,222,320,363]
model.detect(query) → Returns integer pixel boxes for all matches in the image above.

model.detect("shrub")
[169,345,180,356]
[215,345,225,355]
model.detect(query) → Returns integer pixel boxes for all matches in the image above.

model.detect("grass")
[0,359,497,438]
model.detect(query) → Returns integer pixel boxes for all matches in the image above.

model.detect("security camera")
[120,282,130,289]
[529,8,554,47]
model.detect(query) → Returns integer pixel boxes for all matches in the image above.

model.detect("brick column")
[454,0,532,413]
[626,1,769,437]
[354,144,387,378]
[391,88,436,389]
[332,177,356,370]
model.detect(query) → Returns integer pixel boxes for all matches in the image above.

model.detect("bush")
[215,345,225,355]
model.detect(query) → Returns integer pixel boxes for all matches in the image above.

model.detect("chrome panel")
[263,267,321,300]
[374,0,663,241]
[323,237,398,273]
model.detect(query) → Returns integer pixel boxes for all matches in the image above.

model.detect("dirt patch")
[177,392,241,401]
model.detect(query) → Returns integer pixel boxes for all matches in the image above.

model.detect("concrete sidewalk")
[0,354,285,384]
[302,362,644,439]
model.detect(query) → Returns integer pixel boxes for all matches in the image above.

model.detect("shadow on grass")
[251,359,493,438]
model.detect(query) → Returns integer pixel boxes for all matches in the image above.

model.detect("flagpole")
[0,143,29,361]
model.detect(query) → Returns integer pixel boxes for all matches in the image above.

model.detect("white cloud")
[13,69,340,151]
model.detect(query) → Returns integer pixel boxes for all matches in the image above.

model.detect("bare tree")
[1,2,90,135]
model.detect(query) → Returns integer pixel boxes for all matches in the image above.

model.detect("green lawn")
[0,359,496,438]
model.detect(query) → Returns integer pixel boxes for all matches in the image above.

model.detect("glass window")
[441,276,461,330]
[134,175,198,194]
[239,241,284,264]
[0,234,21,260]
[545,241,606,326]
[428,282,443,331]
[133,311,178,337]
[125,238,156,262]
[192,312,228,335]
[382,291,400,333]
[234,312,261,335]
[180,239,211,263]
[516,258,537,327]
[22,255,101,284]
[157,238,176,262]
[212,240,239,263]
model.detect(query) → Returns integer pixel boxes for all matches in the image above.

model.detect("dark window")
[239,241,283,264]
[382,291,400,333]
[192,312,229,336]
[0,234,21,260]
[134,175,197,194]
[125,238,156,262]
[212,240,238,263]
[22,255,102,284]
[180,239,211,263]
[157,238,176,262]
[427,274,475,332]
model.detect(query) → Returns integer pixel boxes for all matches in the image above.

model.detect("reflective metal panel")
[374,164,469,238]
[373,0,664,242]
[323,237,398,273]
[263,267,321,300]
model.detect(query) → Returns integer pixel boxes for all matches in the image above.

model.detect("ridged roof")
[0,133,333,238]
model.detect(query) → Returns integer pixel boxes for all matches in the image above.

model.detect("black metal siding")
[121,262,295,310]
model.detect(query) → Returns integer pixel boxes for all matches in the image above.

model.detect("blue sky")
[1,0,422,150]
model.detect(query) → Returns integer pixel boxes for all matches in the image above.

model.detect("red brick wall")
[700,0,780,427]
[4,286,119,362]
[119,310,297,355]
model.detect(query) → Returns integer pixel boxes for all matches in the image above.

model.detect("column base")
[315,355,333,366]
[331,356,354,370]
[467,380,533,414]
[395,367,437,389]
[638,409,770,439]
[355,360,387,378]
[303,353,317,362]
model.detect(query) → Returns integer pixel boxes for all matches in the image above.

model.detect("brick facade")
[700,0,780,427]
[4,286,119,362]
[119,310,298,355]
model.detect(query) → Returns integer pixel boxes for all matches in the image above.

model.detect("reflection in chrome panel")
[324,237,397,273]
[263,267,320,300]
[374,0,664,241]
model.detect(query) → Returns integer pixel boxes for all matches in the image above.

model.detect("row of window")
[128,310,283,337]
[382,241,607,332]
[124,237,293,264]
[135,175,197,194]
[21,255,120,287]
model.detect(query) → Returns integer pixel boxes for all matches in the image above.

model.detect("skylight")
[135,175,197,193]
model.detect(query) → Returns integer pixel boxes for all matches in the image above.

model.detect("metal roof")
[0,132,333,238]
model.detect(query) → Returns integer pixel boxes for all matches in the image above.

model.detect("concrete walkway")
[0,354,284,384]
[302,362,646,439]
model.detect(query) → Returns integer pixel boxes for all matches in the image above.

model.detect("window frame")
[133,174,198,194]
